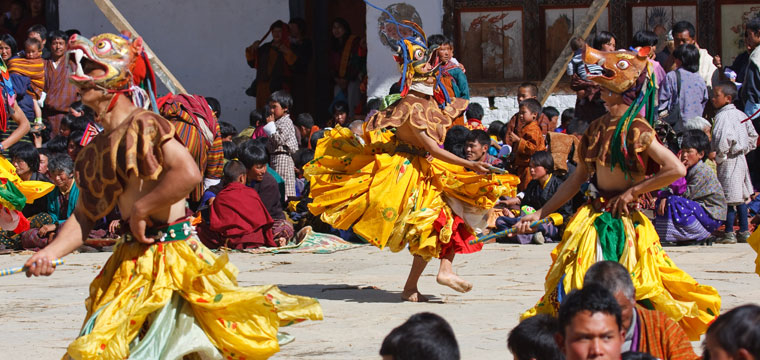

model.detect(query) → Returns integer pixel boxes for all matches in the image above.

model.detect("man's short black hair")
[45,136,68,154]
[309,129,326,149]
[219,122,238,139]
[508,314,563,360]
[293,148,314,169]
[427,34,453,47]
[631,30,659,48]
[680,129,710,158]
[443,125,470,159]
[561,108,574,127]
[674,44,700,73]
[466,129,491,147]
[705,304,760,359]
[9,142,40,172]
[714,80,739,102]
[518,82,538,97]
[542,106,559,120]
[239,140,269,169]
[205,97,221,118]
[519,98,542,115]
[466,102,484,121]
[530,151,554,172]
[380,312,460,360]
[488,120,504,138]
[268,90,293,110]
[222,141,238,160]
[558,283,623,335]
[222,160,247,185]
[47,30,68,44]
[672,21,696,39]
[748,17,760,34]
[27,24,47,40]
[295,113,315,129]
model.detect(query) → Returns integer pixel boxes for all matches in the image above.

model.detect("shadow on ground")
[278,284,443,303]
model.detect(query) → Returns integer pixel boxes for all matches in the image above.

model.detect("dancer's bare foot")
[436,273,473,293]
[401,289,429,302]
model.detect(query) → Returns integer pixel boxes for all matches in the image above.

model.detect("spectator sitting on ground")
[380,312,460,360]
[487,119,504,153]
[443,125,470,160]
[703,304,760,360]
[583,261,698,359]
[240,140,293,245]
[348,120,364,138]
[239,109,264,139]
[219,121,237,142]
[557,108,573,133]
[309,129,325,150]
[465,102,486,131]
[507,314,563,360]
[24,153,78,249]
[556,283,625,360]
[200,160,276,249]
[465,129,501,167]
[294,113,319,149]
[541,106,559,133]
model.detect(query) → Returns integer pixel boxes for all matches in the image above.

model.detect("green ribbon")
[0,180,27,211]
[593,212,625,262]
[379,93,402,111]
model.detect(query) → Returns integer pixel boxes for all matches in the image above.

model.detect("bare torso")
[117,168,189,226]
[593,161,646,194]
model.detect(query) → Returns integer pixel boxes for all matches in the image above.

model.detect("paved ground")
[1,242,758,359]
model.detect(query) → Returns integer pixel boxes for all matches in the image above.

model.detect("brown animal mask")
[583,46,652,94]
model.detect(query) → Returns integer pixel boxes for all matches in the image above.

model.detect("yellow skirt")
[522,204,721,340]
[749,227,760,277]
[304,127,518,260]
[66,236,323,360]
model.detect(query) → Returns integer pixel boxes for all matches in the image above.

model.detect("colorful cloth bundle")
[8,57,45,99]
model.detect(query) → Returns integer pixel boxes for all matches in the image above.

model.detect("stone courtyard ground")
[1,242,758,359]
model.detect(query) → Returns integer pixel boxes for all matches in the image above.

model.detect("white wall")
[59,0,289,131]
[365,0,442,100]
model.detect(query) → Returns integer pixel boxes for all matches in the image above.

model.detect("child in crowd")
[557,108,573,133]
[200,160,276,250]
[240,109,264,139]
[328,101,349,128]
[465,102,486,130]
[508,98,547,191]
[218,121,237,142]
[263,90,299,199]
[654,130,726,244]
[380,312,460,360]
[507,314,562,360]
[504,83,552,136]
[711,81,758,243]
[240,140,292,246]
[541,106,559,133]
[294,113,319,149]
[9,37,45,127]
[702,304,760,359]
[567,37,602,80]
[428,34,469,103]
[495,151,569,244]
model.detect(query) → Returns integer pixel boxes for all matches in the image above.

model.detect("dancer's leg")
[401,255,430,302]
[436,249,472,293]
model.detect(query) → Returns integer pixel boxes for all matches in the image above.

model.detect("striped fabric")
[8,57,44,99]
[636,305,699,360]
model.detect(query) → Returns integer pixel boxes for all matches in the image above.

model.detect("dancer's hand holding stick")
[469,213,564,245]
[0,258,64,277]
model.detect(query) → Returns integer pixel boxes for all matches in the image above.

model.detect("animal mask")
[583,46,652,94]
[385,21,440,95]
[68,33,144,91]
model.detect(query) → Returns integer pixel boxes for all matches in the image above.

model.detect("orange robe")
[512,120,546,191]
[635,305,699,360]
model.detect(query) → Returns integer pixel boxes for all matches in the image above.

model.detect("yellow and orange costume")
[522,46,720,340]
[63,33,321,359]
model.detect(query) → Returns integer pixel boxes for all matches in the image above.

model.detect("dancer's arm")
[1,102,30,150]
[515,161,589,233]
[23,206,94,276]
[413,127,490,173]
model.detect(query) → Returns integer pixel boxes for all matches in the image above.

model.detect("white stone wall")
[471,94,577,125]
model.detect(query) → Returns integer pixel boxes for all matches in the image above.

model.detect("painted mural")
[459,10,524,81]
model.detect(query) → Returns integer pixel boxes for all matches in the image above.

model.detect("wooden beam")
[91,0,187,95]
[537,0,609,105]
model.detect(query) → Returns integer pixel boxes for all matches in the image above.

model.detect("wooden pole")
[91,0,188,95]
[537,0,609,105]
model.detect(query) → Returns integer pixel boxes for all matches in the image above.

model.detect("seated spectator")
[557,108,574,133]
[327,100,349,128]
[465,102,487,131]
[21,153,77,249]
[541,106,559,133]
[309,129,325,150]
[200,160,276,249]
[38,148,49,177]
[703,304,760,360]
[584,261,698,359]
[219,121,237,142]
[556,283,625,360]
[465,129,501,167]
[240,140,293,244]
[380,312,459,360]
[621,352,658,360]
[222,140,238,164]
[205,96,221,120]
[44,135,67,154]
[241,109,266,140]
[292,148,314,197]
[348,120,364,137]
[67,130,84,161]
[443,125,470,160]
[294,113,319,149]
[507,314,562,360]
[495,151,569,244]
[654,130,725,244]
[486,119,504,156]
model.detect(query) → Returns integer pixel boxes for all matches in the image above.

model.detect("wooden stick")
[92,0,188,95]
[470,213,564,245]
[537,0,609,105]
[0,258,64,277]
